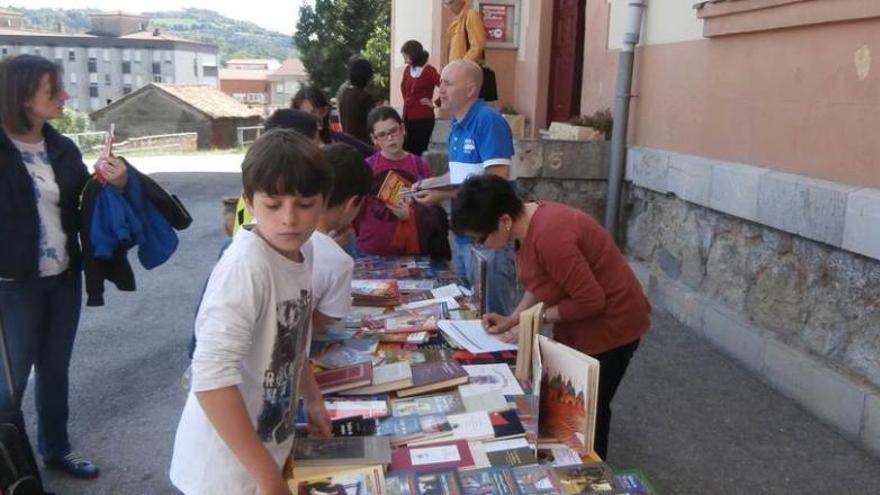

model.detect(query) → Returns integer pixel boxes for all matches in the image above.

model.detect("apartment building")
[0,9,219,112]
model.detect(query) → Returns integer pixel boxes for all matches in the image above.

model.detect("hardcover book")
[289,465,385,495]
[390,440,475,473]
[314,344,373,369]
[538,335,600,456]
[352,279,402,306]
[458,467,518,495]
[391,393,466,417]
[315,363,373,395]
[413,470,462,495]
[535,443,583,468]
[487,409,526,440]
[324,398,389,421]
[485,446,539,468]
[461,364,524,396]
[555,463,618,494]
[397,361,469,398]
[510,465,564,495]
[346,362,414,395]
[332,415,379,437]
[385,471,416,495]
[292,437,392,467]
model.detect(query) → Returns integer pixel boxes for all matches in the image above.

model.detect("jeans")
[592,339,640,460]
[452,233,520,316]
[0,270,82,460]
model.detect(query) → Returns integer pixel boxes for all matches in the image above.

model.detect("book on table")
[386,469,463,495]
[345,362,414,395]
[313,344,373,369]
[460,363,524,396]
[288,464,385,495]
[555,463,619,494]
[537,335,600,457]
[457,466,518,495]
[315,362,373,395]
[510,464,564,495]
[469,438,538,469]
[291,437,392,468]
[397,361,469,398]
[390,392,466,417]
[390,439,475,473]
[468,247,488,316]
[352,279,402,306]
[515,303,544,382]
[323,397,389,421]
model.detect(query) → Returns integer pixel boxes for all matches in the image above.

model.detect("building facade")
[393,0,880,456]
[267,57,309,111]
[0,10,219,113]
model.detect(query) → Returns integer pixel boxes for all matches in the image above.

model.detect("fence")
[114,133,198,153]
[64,131,108,154]
[236,125,264,148]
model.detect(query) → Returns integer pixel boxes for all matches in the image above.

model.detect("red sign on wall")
[480,4,509,43]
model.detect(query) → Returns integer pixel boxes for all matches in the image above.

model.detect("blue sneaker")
[45,452,99,479]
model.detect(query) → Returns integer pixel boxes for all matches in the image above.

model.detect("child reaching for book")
[170,129,332,495]
[354,106,451,259]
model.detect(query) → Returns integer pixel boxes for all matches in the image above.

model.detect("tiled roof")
[0,27,97,38]
[226,58,277,65]
[153,84,262,118]
[272,57,307,77]
[219,68,270,81]
[119,30,213,46]
[694,0,738,9]
[0,7,23,15]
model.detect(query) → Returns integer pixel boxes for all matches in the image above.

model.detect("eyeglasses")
[373,125,402,140]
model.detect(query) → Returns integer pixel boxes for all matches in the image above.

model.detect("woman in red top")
[400,40,440,157]
[451,174,651,460]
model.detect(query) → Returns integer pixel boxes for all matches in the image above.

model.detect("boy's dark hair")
[241,128,332,201]
[0,55,63,135]
[400,40,429,67]
[451,174,525,235]
[265,109,320,140]
[291,85,332,144]
[348,58,374,89]
[367,106,403,134]
[322,143,372,208]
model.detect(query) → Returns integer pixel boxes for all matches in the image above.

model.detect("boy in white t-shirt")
[170,129,332,495]
[308,143,373,331]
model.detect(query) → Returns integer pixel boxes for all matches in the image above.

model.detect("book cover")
[346,362,414,395]
[458,467,517,495]
[468,247,487,316]
[398,279,437,293]
[385,471,417,495]
[460,388,509,413]
[391,393,465,417]
[314,344,373,369]
[378,170,413,205]
[391,440,475,473]
[488,409,526,439]
[292,437,392,467]
[485,446,539,468]
[461,364,524,396]
[510,465,564,494]
[324,398,389,421]
[362,331,431,344]
[614,469,657,495]
[535,443,583,468]
[446,412,495,442]
[377,415,424,440]
[315,363,373,395]
[556,463,618,494]
[352,279,400,299]
[414,470,462,495]
[383,314,440,333]
[290,465,385,495]
[332,416,379,437]
[538,335,600,456]
[398,361,469,397]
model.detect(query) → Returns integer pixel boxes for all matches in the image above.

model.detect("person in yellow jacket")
[444,0,486,64]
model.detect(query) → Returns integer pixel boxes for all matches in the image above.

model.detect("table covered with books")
[287,255,656,495]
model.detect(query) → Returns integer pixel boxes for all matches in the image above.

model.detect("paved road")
[20,162,880,494]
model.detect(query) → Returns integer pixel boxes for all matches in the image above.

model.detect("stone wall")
[625,187,880,391]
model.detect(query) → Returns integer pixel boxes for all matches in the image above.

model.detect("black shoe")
[45,452,100,479]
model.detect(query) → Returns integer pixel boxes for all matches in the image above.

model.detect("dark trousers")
[403,118,435,158]
[0,270,81,460]
[592,338,640,460]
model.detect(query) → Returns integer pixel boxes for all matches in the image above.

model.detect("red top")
[400,64,440,121]
[517,202,651,355]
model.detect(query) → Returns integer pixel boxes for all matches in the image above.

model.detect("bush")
[51,108,90,134]
[567,109,613,139]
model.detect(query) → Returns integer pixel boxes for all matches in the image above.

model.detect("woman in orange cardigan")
[451,174,651,459]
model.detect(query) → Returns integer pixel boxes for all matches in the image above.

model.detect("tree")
[363,3,390,101]
[294,0,391,98]
[51,109,89,134]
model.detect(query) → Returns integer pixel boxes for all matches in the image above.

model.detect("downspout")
[604,0,648,239]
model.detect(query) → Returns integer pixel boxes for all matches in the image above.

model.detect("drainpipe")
[604,0,648,239]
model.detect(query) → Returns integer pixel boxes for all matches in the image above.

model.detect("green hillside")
[11,6,296,63]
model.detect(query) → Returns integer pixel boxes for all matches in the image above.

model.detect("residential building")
[267,57,308,111]
[90,83,261,149]
[0,9,219,112]
[219,59,279,115]
[392,0,880,456]
[224,58,280,71]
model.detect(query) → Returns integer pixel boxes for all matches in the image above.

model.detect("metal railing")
[236,125,264,148]
[64,131,108,154]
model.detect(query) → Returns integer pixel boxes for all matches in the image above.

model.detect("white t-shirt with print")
[170,227,313,495]
[307,231,354,318]
[11,138,69,277]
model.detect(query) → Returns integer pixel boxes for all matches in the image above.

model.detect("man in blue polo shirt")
[414,59,518,316]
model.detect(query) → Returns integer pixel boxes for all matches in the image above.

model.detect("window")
[103,49,110,62]
[88,58,97,73]
[276,83,284,94]
[88,48,97,58]
[68,50,75,61]
[54,47,63,59]
[122,61,131,74]
[135,75,143,87]
[104,74,111,86]
[70,72,77,84]
[89,73,98,84]
[34,48,41,56]
[152,62,161,75]
[122,49,131,62]
[2,47,8,56]
[193,58,198,77]
[246,93,265,104]
[202,65,217,77]
[165,50,172,62]
[134,50,142,62]
[153,74,163,83]
[89,83,98,97]
[123,85,132,95]
[232,93,246,102]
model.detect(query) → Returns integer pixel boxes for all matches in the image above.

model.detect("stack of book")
[352,279,402,307]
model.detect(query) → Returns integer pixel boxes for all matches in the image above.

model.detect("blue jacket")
[0,124,89,280]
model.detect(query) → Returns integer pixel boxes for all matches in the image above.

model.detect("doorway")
[547,0,586,124]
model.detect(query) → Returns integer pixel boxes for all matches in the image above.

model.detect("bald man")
[414,59,518,316]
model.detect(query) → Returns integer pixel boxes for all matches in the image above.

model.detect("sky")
[12,0,305,35]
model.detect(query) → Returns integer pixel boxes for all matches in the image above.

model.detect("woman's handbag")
[464,20,498,102]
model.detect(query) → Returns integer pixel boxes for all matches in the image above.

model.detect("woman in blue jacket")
[0,55,127,479]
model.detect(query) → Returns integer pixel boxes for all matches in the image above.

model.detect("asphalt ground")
[18,164,880,494]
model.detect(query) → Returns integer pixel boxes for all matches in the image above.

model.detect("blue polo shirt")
[448,99,515,184]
